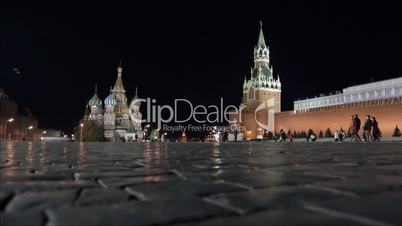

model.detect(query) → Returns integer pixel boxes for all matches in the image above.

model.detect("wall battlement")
[277,97,402,117]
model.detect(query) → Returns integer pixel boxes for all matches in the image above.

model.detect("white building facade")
[294,77,402,111]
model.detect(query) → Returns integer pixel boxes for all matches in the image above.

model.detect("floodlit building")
[82,62,143,141]
[230,23,402,138]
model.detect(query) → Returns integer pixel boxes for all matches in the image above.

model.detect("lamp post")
[25,125,33,136]
[80,123,84,142]
[3,118,14,140]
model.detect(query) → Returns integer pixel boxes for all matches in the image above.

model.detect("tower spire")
[258,20,266,48]
[114,60,125,90]
[117,60,123,77]
[95,84,98,93]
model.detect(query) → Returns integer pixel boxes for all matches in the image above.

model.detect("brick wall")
[275,97,402,137]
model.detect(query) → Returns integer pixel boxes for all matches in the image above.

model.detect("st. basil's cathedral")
[83,62,143,141]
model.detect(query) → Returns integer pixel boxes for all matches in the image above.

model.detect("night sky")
[1,1,402,133]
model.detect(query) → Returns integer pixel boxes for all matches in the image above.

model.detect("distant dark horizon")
[1,1,402,133]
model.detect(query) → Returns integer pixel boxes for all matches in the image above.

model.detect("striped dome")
[88,93,102,107]
[104,94,116,106]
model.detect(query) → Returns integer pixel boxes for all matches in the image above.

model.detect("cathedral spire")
[117,60,123,77]
[114,60,125,90]
[84,104,90,118]
[257,21,266,48]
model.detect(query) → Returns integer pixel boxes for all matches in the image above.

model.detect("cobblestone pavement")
[1,141,402,226]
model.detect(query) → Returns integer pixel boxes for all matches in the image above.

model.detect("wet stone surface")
[1,141,402,225]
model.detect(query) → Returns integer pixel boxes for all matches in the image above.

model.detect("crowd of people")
[276,114,381,143]
[347,114,381,142]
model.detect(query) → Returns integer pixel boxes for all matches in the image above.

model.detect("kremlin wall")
[275,97,402,137]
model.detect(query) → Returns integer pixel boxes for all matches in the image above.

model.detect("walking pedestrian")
[354,114,362,141]
[339,129,345,142]
[310,133,317,142]
[287,131,293,142]
[279,129,287,142]
[349,115,356,141]
[363,115,373,142]
[334,130,339,142]
[372,117,381,141]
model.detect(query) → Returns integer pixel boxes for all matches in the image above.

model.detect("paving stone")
[1,173,74,182]
[5,190,77,212]
[0,211,45,226]
[0,191,12,211]
[303,191,402,225]
[126,180,247,200]
[1,180,97,193]
[2,141,402,225]
[75,188,131,206]
[378,164,402,174]
[46,198,232,225]
[0,211,44,226]
[75,168,172,180]
[310,175,402,194]
[204,186,345,214]
[209,171,336,189]
[185,208,358,226]
[97,174,177,188]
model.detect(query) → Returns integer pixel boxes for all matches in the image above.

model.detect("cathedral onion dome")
[89,93,102,107]
[104,93,116,106]
[88,84,102,107]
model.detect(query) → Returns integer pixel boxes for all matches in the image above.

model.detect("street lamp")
[23,125,33,141]
[3,118,14,140]
[80,123,84,142]
[25,125,33,136]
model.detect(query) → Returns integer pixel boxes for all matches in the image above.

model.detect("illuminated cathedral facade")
[83,62,143,141]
